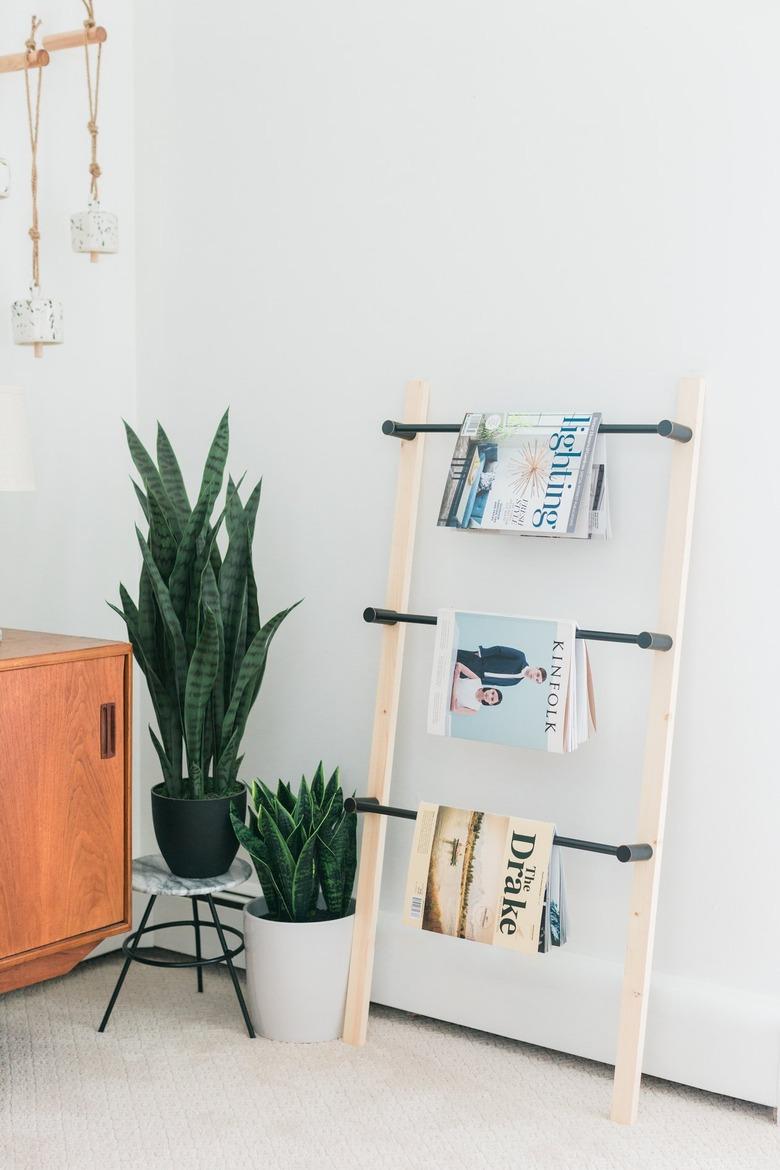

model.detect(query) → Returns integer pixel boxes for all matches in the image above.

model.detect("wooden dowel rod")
[0,48,49,75]
[42,26,107,52]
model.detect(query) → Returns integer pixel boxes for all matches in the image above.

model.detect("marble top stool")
[98,854,255,1038]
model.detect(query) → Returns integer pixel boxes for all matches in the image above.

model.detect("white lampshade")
[0,387,35,491]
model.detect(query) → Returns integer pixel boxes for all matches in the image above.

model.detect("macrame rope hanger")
[83,0,101,255]
[11,13,63,358]
[23,16,43,296]
[70,0,117,262]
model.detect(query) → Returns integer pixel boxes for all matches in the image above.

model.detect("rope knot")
[89,163,102,178]
[28,227,40,241]
[87,120,98,135]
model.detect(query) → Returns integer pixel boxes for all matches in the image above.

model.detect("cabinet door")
[0,655,127,960]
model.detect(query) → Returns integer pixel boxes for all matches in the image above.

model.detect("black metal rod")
[345,797,653,863]
[98,893,157,1033]
[363,607,672,652]
[382,418,692,443]
[207,894,256,1039]
[192,896,204,993]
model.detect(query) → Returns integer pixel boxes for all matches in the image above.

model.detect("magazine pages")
[437,411,609,538]
[427,608,596,753]
[403,803,567,954]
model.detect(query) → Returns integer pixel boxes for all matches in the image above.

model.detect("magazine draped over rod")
[404,803,567,955]
[437,411,611,538]
[427,609,596,753]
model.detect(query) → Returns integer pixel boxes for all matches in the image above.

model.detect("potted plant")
[231,765,357,1041]
[110,409,299,878]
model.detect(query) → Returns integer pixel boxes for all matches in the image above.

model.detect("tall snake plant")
[110,409,299,800]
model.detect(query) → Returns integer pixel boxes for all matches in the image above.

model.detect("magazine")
[437,411,607,538]
[403,802,567,955]
[427,608,596,753]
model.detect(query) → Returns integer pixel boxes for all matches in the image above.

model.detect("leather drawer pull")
[100,703,116,759]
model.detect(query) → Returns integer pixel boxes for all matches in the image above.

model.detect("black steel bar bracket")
[346,797,653,863]
[382,418,693,443]
[363,607,672,652]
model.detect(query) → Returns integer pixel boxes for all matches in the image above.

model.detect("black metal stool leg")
[206,894,255,1038]
[98,894,157,1033]
[192,897,204,992]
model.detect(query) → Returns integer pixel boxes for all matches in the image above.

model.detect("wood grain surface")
[0,654,128,962]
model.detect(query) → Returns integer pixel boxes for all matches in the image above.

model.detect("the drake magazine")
[427,608,596,753]
[403,803,567,955]
[437,411,610,538]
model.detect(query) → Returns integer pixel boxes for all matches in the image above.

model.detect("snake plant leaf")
[294,776,313,834]
[220,478,250,697]
[291,834,319,921]
[200,562,225,725]
[156,422,191,523]
[214,723,242,790]
[231,812,282,918]
[244,479,262,539]
[184,608,219,781]
[184,518,224,659]
[195,409,230,508]
[276,780,296,815]
[252,780,277,819]
[124,420,182,539]
[131,479,150,523]
[323,766,341,808]
[136,526,187,703]
[342,805,357,914]
[260,807,295,920]
[168,491,215,625]
[272,799,298,844]
[311,761,325,805]
[188,761,203,801]
[148,724,173,785]
[135,571,159,672]
[220,601,301,753]
[318,794,355,916]
[147,490,178,583]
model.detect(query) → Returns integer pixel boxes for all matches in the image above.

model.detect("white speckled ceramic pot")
[0,159,9,199]
[70,200,118,257]
[11,286,63,354]
[243,897,355,1041]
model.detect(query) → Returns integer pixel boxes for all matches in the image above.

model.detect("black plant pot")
[151,784,247,879]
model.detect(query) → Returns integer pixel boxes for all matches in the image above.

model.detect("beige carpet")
[0,953,777,1170]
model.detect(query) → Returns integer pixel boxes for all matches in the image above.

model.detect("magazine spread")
[427,608,596,753]
[437,411,607,538]
[403,803,567,955]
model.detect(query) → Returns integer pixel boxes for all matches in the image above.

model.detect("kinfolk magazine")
[437,411,609,538]
[427,609,596,753]
[403,803,567,955]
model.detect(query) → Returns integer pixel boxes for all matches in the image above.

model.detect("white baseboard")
[150,904,780,1110]
[373,912,780,1110]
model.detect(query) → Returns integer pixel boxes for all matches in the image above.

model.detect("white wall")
[135,0,775,1105]
[0,1,142,862]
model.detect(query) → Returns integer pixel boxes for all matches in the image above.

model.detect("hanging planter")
[70,2,115,263]
[11,18,62,359]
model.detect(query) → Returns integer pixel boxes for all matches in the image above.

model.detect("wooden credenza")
[0,629,132,993]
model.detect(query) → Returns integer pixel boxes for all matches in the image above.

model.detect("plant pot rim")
[151,783,244,802]
[245,895,355,926]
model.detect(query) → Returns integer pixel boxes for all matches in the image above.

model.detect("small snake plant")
[231,764,357,922]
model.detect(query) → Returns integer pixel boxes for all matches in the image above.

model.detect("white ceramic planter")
[11,286,63,353]
[70,201,118,257]
[243,897,355,1042]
